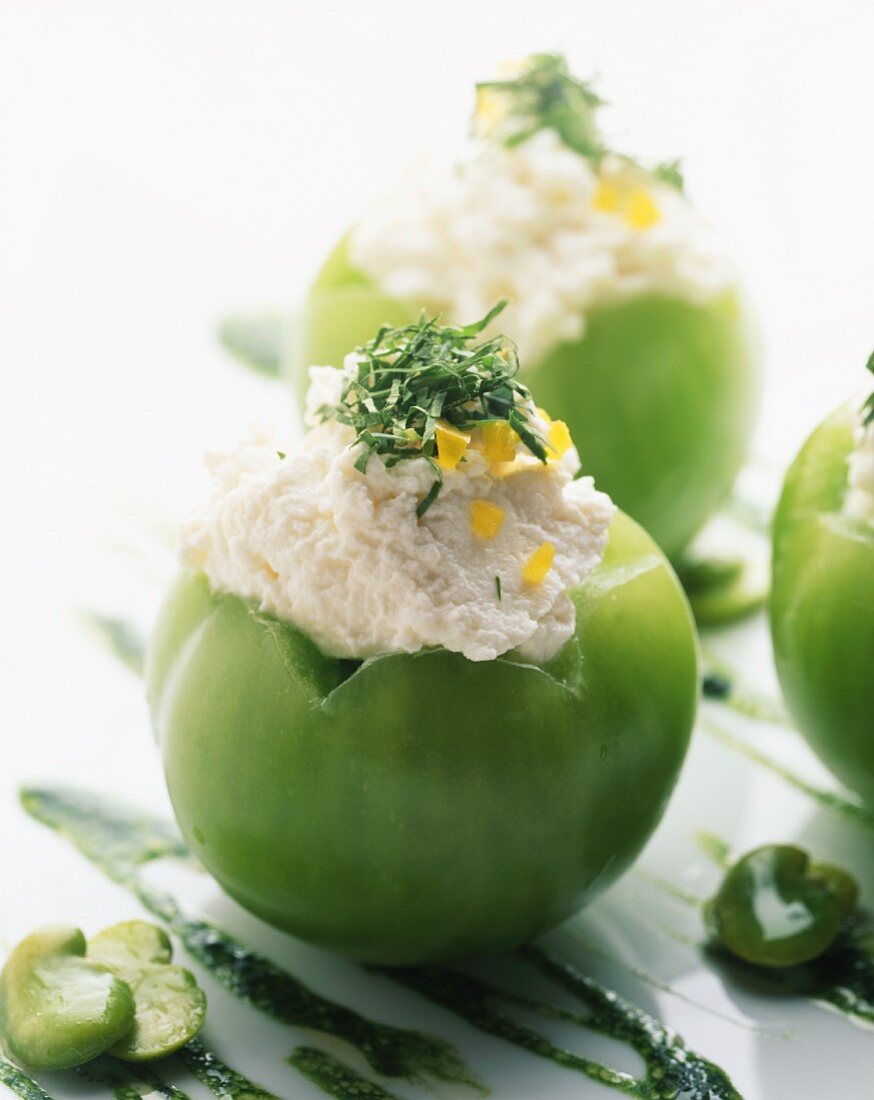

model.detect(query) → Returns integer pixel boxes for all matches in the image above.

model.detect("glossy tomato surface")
[147,512,698,965]
[293,236,760,559]
[770,405,874,803]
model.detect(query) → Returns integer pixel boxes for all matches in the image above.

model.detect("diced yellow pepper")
[522,541,555,586]
[548,419,574,458]
[435,421,471,470]
[470,499,506,540]
[475,87,507,134]
[626,187,661,229]
[592,179,622,213]
[479,421,519,463]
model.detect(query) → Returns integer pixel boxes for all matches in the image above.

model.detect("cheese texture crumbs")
[181,363,614,664]
[350,95,735,364]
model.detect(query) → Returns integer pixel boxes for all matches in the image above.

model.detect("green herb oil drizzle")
[700,665,790,726]
[218,315,285,379]
[703,915,874,1029]
[179,1040,278,1100]
[0,1059,54,1100]
[701,718,874,833]
[378,945,742,1100]
[81,612,147,677]
[560,927,775,1036]
[76,1058,190,1100]
[19,787,481,1094]
[288,1047,402,1099]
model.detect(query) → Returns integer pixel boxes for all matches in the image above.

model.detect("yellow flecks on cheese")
[478,421,519,463]
[260,559,279,580]
[523,541,555,586]
[435,421,471,470]
[548,419,573,458]
[591,179,622,213]
[625,187,661,230]
[470,499,506,540]
[475,87,507,135]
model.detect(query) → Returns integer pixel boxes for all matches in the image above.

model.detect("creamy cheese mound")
[181,365,614,664]
[845,412,874,521]
[349,130,736,365]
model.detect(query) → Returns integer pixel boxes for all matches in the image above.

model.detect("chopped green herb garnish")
[475,52,683,190]
[862,349,874,426]
[276,451,286,460]
[653,159,685,190]
[317,302,548,517]
[494,575,502,601]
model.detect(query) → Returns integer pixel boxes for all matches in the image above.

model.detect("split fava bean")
[0,920,205,1070]
[89,921,206,1062]
[704,844,859,969]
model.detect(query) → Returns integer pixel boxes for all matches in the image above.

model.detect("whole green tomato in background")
[293,237,760,560]
[770,404,874,803]
[147,512,699,965]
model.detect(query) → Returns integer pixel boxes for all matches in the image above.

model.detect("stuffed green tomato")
[292,54,759,560]
[149,308,699,965]
[770,355,874,803]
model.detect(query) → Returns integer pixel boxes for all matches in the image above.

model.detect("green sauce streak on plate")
[0,1058,54,1100]
[76,1057,191,1099]
[694,831,733,869]
[138,883,481,1093]
[705,916,874,1029]
[381,947,741,1100]
[20,786,190,884]
[218,314,286,378]
[700,663,790,726]
[289,1047,403,1099]
[808,917,874,1024]
[19,787,482,1095]
[179,1039,278,1099]
[80,613,147,677]
[701,718,874,833]
[74,1045,274,1100]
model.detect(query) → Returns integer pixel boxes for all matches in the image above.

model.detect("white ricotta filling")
[181,366,614,664]
[350,130,736,365]
[845,412,874,521]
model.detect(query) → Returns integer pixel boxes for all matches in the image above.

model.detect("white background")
[1,3,874,1098]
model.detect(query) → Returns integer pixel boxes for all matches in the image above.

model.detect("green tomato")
[0,926,134,1070]
[770,404,874,802]
[703,845,858,968]
[88,921,206,1063]
[293,237,759,559]
[147,512,698,966]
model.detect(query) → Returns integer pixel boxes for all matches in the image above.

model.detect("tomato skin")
[770,405,874,803]
[147,513,699,965]
[292,236,760,560]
